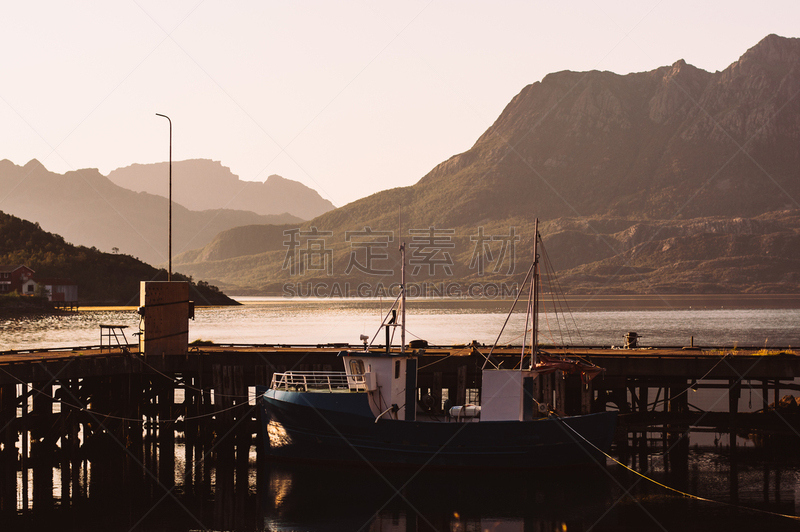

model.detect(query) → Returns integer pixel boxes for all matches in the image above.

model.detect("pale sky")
[1,1,798,208]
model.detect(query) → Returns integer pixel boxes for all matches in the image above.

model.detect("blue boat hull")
[256,386,617,469]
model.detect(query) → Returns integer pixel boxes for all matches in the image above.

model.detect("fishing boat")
[256,220,617,468]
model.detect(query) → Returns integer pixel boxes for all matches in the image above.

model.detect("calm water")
[3,296,800,530]
[2,296,800,350]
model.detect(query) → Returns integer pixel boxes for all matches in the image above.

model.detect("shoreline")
[4,294,799,317]
[231,293,800,310]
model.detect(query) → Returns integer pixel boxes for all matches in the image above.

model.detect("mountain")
[171,35,800,296]
[0,159,303,266]
[0,210,238,305]
[107,159,335,220]
[321,34,799,228]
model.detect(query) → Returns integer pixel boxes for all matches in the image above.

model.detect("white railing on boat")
[270,371,367,392]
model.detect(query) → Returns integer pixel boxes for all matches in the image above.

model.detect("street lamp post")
[155,113,172,281]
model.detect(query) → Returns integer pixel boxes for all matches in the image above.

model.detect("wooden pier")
[1,340,799,517]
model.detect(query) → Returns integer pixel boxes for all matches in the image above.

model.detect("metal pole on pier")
[155,113,172,281]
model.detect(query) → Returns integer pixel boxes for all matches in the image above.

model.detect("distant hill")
[0,210,238,305]
[0,159,303,266]
[173,34,800,296]
[173,211,800,295]
[107,159,335,220]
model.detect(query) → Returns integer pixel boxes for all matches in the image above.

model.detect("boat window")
[394,360,400,379]
[349,359,365,379]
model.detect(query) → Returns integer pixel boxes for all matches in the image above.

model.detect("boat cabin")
[340,350,544,423]
[341,351,418,421]
[480,369,540,421]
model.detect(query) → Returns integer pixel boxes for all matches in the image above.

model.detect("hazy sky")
[2,1,798,208]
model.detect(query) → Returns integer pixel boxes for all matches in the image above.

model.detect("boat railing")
[270,371,366,392]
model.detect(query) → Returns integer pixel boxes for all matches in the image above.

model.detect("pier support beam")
[729,378,741,454]
[554,371,566,414]
[456,365,467,406]
[31,381,53,511]
[212,364,236,531]
[433,371,443,414]
[183,374,198,494]
[57,381,70,508]
[158,377,175,488]
[0,384,16,513]
[580,380,592,415]
[667,380,689,479]
[69,379,81,504]
[20,383,29,512]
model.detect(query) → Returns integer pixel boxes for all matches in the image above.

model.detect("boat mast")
[400,240,406,354]
[399,206,406,354]
[531,218,540,369]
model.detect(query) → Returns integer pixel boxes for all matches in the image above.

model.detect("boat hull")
[256,386,617,469]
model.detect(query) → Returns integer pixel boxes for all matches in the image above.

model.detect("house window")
[26,285,34,293]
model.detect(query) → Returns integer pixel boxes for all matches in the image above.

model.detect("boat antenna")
[368,290,403,348]
[523,263,533,368]
[531,218,540,369]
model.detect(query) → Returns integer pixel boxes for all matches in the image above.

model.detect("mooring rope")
[555,413,800,523]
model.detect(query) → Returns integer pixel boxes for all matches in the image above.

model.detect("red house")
[0,265,36,295]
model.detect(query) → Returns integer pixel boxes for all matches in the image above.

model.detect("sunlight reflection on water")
[2,298,799,350]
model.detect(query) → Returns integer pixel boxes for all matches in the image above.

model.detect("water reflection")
[5,446,800,531]
[259,461,616,531]
[258,455,800,531]
[266,420,293,449]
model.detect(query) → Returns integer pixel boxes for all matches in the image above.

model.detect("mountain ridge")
[107,159,335,220]
[0,158,303,266]
[171,34,800,295]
